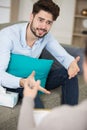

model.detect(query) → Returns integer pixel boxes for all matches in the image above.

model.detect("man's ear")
[29,13,34,23]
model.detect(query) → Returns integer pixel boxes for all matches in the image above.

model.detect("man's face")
[83,57,87,83]
[29,10,53,38]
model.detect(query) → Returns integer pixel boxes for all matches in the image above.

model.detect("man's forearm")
[0,71,21,88]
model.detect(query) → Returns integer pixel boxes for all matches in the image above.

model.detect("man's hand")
[20,71,51,99]
[68,56,80,79]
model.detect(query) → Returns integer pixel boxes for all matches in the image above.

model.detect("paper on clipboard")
[34,109,50,126]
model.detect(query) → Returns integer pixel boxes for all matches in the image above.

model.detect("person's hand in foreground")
[68,56,80,79]
[23,71,51,99]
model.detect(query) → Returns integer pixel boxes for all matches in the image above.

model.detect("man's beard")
[30,21,48,38]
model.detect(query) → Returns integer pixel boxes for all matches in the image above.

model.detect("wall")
[18,0,33,21]
[0,0,11,23]
[18,0,76,45]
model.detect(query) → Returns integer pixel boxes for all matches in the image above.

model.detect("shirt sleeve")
[45,34,75,69]
[0,30,21,88]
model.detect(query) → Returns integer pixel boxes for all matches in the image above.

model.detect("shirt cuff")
[64,56,75,69]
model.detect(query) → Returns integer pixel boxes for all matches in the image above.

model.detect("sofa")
[0,22,85,130]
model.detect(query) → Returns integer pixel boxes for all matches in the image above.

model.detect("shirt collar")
[20,22,28,47]
[20,22,45,47]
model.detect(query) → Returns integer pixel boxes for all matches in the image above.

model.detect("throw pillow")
[6,54,53,93]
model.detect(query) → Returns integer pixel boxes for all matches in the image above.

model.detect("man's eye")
[47,22,52,25]
[39,19,43,22]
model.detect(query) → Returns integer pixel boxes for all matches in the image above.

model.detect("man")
[0,0,80,108]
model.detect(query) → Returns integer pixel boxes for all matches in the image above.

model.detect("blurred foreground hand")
[23,71,51,99]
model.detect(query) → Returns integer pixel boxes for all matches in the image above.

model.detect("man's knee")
[57,67,68,80]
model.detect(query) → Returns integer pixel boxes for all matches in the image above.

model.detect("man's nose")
[41,22,47,29]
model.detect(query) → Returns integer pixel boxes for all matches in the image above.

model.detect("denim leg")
[45,67,79,105]
[34,94,44,108]
[45,67,68,90]
[61,75,79,105]
[6,87,44,108]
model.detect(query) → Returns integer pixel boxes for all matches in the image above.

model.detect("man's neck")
[26,24,38,47]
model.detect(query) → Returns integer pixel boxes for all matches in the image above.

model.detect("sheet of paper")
[34,109,50,126]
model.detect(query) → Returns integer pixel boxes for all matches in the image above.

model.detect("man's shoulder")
[0,22,28,35]
[0,22,27,30]
[13,22,28,28]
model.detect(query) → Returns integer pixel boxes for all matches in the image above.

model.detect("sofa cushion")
[62,45,84,74]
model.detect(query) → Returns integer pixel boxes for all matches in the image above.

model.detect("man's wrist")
[19,78,25,87]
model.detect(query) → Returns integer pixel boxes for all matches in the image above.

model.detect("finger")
[27,71,36,82]
[69,71,78,79]
[68,71,76,79]
[77,67,80,72]
[36,80,41,86]
[73,67,80,73]
[28,80,40,90]
[69,75,72,79]
[29,71,35,78]
[68,66,80,78]
[39,86,51,94]
[72,72,77,77]
[69,75,75,79]
[75,56,80,63]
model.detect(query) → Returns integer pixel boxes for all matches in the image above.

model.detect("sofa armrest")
[40,44,84,75]
[61,44,84,74]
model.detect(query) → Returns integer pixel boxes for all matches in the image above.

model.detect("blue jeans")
[45,67,79,105]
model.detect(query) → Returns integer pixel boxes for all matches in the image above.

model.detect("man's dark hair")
[32,0,60,21]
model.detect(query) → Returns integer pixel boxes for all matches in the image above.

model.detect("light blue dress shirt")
[0,22,74,88]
